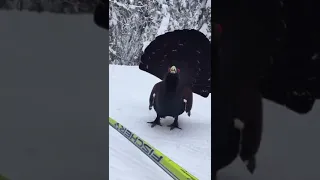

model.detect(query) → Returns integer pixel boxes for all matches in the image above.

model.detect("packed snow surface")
[110,65,320,180]
[109,65,212,180]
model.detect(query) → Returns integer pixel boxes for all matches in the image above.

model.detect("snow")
[199,23,209,37]
[111,0,147,10]
[142,40,151,52]
[141,3,171,52]
[111,1,131,11]
[156,5,170,36]
[180,0,187,8]
[110,64,320,180]
[206,0,211,8]
[109,46,117,55]
[109,65,211,180]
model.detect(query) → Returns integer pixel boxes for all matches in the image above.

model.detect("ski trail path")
[109,65,212,180]
[109,65,320,180]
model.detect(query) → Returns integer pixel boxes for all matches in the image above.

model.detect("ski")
[109,117,199,180]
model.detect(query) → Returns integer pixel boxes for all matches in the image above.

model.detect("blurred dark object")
[28,0,44,13]
[259,67,317,114]
[93,0,108,30]
[212,23,221,92]
[212,1,320,177]
[139,29,211,98]
[257,0,320,114]
[0,0,98,14]
[212,0,320,114]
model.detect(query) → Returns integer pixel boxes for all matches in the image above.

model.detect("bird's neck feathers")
[164,73,179,92]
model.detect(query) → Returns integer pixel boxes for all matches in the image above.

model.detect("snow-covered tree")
[0,0,211,66]
[109,0,211,65]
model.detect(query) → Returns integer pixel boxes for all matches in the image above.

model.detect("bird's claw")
[147,120,162,128]
[167,122,182,130]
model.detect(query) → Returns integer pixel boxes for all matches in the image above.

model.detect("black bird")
[139,29,211,98]
[148,66,193,130]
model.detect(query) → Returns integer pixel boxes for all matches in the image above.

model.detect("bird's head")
[168,66,180,74]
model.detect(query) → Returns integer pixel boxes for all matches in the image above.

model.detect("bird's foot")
[147,119,162,128]
[167,121,182,130]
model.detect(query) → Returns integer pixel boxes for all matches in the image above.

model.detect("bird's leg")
[147,115,162,128]
[168,116,182,130]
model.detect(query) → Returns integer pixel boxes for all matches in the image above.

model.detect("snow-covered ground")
[109,65,212,180]
[110,64,320,180]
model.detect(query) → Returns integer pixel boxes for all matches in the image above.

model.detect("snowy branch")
[110,0,147,11]
[109,0,211,65]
